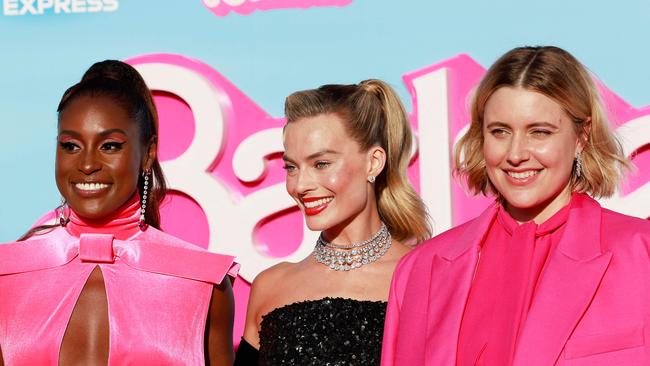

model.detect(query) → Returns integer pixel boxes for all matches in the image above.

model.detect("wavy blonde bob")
[455,46,629,198]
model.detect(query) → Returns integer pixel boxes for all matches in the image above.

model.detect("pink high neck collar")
[66,194,142,240]
[497,192,578,237]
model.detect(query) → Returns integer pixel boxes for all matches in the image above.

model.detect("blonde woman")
[381,46,650,366]
[235,80,431,365]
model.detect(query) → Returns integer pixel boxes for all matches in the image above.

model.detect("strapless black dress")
[258,297,387,365]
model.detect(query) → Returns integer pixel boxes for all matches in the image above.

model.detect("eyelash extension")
[58,141,78,150]
[103,141,126,149]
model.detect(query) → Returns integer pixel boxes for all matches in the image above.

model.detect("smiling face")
[283,113,379,233]
[483,87,582,223]
[56,95,152,221]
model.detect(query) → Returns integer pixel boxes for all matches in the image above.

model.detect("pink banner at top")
[202,0,352,17]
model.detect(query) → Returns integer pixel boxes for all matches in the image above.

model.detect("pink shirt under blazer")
[0,202,239,366]
[381,194,650,366]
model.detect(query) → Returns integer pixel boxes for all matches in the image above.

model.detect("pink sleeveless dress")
[0,197,239,365]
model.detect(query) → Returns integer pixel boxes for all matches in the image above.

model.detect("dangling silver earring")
[574,151,583,178]
[139,170,151,230]
[367,175,376,183]
[58,200,69,227]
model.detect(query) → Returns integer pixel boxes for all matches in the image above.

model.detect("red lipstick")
[302,196,334,216]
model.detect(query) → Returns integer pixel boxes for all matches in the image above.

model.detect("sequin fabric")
[259,297,387,365]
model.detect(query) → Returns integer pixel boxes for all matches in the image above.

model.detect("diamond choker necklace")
[313,222,392,271]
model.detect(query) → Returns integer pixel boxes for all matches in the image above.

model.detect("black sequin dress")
[258,297,387,366]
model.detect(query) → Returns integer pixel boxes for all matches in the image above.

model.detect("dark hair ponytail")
[58,60,167,229]
[19,60,166,240]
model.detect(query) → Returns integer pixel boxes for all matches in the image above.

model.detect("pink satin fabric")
[457,200,570,366]
[0,196,239,365]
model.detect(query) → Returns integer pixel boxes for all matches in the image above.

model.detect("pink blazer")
[382,194,650,366]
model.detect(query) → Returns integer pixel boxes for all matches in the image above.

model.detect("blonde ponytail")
[285,80,432,244]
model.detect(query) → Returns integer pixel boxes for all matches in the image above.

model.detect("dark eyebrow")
[58,129,128,138]
[282,149,340,162]
[58,130,81,138]
[99,129,128,138]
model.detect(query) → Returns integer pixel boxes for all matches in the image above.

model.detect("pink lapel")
[513,194,612,366]
[418,204,499,364]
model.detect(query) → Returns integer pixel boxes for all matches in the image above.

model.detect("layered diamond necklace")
[313,222,392,271]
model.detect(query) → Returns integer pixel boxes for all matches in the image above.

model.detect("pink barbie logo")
[38,53,650,342]
[128,53,650,341]
[201,0,352,16]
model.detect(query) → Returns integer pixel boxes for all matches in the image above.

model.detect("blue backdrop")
[1,0,649,241]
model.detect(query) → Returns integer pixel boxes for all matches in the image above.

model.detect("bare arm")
[239,263,287,353]
[205,279,235,366]
[240,267,277,349]
[241,290,261,349]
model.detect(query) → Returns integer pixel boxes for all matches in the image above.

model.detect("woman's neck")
[505,184,573,225]
[321,209,383,245]
[66,194,142,240]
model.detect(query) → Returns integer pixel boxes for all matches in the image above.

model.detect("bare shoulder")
[249,262,291,304]
[247,260,308,311]
[242,261,303,347]
[254,261,291,280]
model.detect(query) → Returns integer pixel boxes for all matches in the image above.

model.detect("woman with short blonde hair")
[382,46,650,366]
[457,46,628,198]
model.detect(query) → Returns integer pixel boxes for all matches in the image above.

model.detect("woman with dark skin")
[0,60,237,365]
